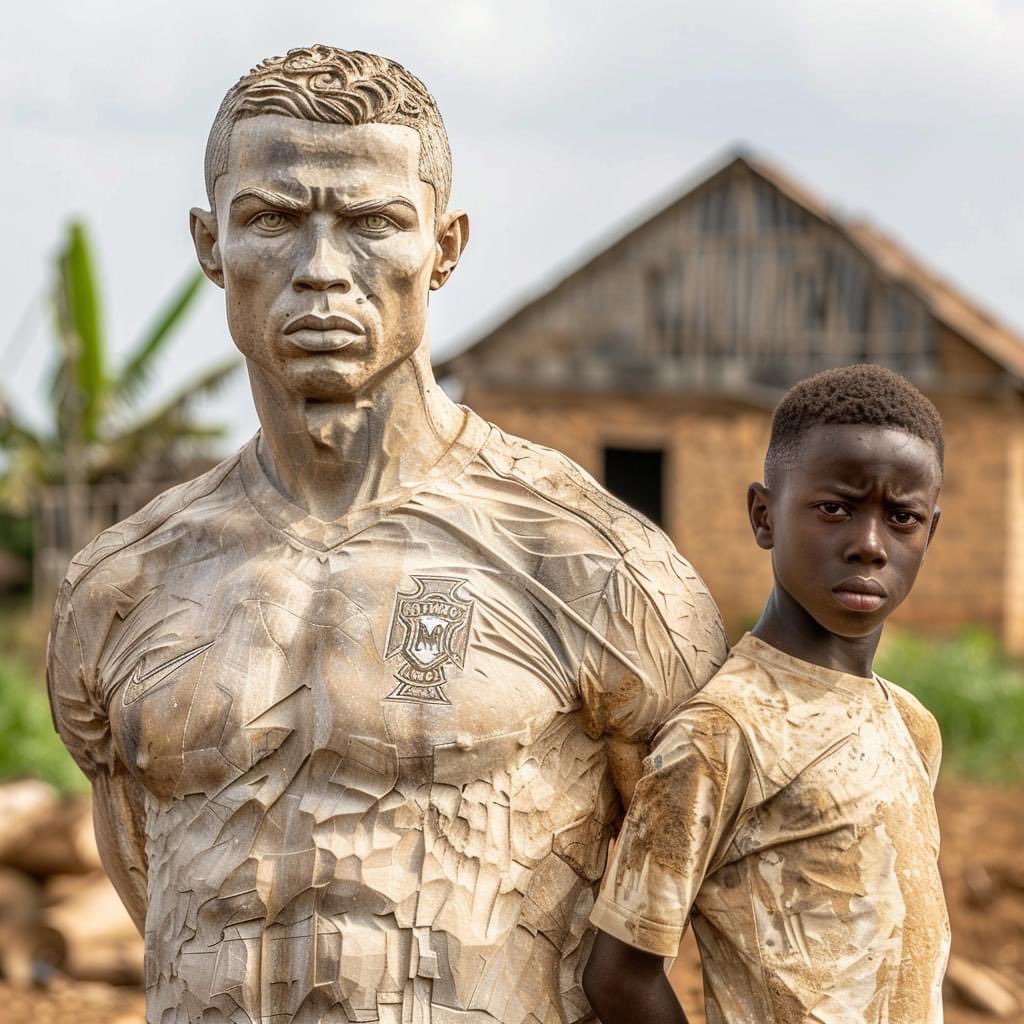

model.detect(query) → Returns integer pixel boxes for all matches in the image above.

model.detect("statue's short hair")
[205,45,452,221]
[765,364,944,486]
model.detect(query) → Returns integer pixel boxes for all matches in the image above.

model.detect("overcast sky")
[4,0,1023,451]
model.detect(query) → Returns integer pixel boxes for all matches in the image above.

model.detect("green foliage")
[0,512,33,563]
[0,219,240,512]
[0,659,86,794]
[876,628,1024,783]
[57,221,106,442]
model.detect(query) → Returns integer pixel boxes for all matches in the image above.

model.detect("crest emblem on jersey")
[385,576,474,704]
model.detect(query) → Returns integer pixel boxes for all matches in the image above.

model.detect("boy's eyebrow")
[882,485,932,505]
[818,480,932,504]
[818,482,869,498]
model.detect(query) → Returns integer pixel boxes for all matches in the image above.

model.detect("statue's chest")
[107,556,575,800]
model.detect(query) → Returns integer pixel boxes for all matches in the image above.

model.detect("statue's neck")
[249,344,465,522]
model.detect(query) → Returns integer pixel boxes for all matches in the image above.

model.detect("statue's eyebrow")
[230,187,308,212]
[340,196,418,216]
[229,189,420,222]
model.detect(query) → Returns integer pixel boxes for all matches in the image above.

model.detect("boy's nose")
[844,518,888,567]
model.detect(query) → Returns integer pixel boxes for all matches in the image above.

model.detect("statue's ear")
[430,210,469,291]
[190,207,224,288]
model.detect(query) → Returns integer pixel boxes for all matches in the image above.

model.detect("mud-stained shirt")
[46,408,726,1024]
[591,633,950,1024]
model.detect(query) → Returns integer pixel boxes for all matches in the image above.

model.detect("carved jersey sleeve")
[578,544,727,747]
[47,579,149,932]
[47,581,112,777]
[590,703,760,956]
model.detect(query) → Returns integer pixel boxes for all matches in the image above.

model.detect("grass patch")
[876,628,1024,783]
[0,657,86,793]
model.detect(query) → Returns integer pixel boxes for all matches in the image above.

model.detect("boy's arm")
[585,702,759,1021]
[583,931,688,1024]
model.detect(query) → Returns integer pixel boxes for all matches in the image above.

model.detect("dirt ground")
[0,779,1021,1023]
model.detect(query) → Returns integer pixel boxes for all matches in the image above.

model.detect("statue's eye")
[250,211,289,232]
[356,213,395,233]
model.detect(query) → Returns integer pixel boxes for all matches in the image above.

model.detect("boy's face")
[750,424,942,639]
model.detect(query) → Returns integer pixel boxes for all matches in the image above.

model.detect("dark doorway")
[602,447,665,526]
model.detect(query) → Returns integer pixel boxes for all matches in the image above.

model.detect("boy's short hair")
[764,364,944,486]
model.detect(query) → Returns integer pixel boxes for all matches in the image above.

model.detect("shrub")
[876,628,1024,783]
[0,659,86,793]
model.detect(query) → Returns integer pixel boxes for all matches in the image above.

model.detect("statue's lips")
[283,314,367,353]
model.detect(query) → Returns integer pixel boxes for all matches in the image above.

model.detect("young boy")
[584,364,951,1023]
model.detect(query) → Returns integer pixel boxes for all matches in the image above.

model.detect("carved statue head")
[190,45,468,404]
[203,45,452,223]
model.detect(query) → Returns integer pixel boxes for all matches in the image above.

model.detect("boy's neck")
[750,583,882,679]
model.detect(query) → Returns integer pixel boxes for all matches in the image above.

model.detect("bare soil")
[0,779,1020,1022]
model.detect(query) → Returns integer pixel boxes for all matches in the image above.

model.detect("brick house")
[439,151,1024,650]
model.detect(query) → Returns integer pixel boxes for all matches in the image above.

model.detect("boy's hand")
[583,930,688,1024]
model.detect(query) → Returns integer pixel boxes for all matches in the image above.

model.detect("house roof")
[439,149,1024,383]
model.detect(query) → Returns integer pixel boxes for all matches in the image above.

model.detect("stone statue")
[47,45,727,1024]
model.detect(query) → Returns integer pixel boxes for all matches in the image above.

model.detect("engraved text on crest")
[385,576,474,704]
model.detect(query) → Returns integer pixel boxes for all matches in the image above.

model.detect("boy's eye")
[889,510,921,528]
[816,502,849,519]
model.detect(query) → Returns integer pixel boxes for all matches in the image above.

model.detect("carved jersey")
[47,409,726,1024]
[591,633,950,1024]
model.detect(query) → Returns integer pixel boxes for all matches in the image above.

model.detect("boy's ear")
[926,506,941,547]
[748,483,774,550]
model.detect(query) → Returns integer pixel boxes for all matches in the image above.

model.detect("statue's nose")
[293,233,353,293]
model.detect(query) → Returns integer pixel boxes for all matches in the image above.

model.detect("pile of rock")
[0,780,142,991]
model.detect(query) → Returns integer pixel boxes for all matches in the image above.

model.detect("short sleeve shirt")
[47,410,727,1024]
[591,633,950,1024]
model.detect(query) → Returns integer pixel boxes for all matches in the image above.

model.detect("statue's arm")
[46,586,149,934]
[89,766,149,933]
[581,551,728,810]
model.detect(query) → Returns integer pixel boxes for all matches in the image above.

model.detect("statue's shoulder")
[63,447,245,594]
[473,421,671,552]
[471,421,726,673]
[473,420,679,560]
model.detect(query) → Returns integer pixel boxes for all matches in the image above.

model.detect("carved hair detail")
[205,45,451,219]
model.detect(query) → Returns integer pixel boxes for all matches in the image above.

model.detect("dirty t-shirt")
[46,409,726,1024]
[591,633,950,1024]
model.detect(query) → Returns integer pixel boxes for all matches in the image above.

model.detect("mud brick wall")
[908,394,1016,638]
[463,386,1023,650]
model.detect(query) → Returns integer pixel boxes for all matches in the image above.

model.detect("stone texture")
[46,44,727,1024]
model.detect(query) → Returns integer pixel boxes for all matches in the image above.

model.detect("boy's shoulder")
[688,636,882,796]
[880,678,943,788]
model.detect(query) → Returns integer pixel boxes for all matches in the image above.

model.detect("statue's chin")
[273,358,380,404]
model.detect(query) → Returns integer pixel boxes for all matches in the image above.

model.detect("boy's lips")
[832,576,887,612]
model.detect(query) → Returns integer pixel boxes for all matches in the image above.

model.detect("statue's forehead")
[221,116,423,191]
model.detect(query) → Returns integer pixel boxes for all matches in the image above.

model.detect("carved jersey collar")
[239,406,490,551]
